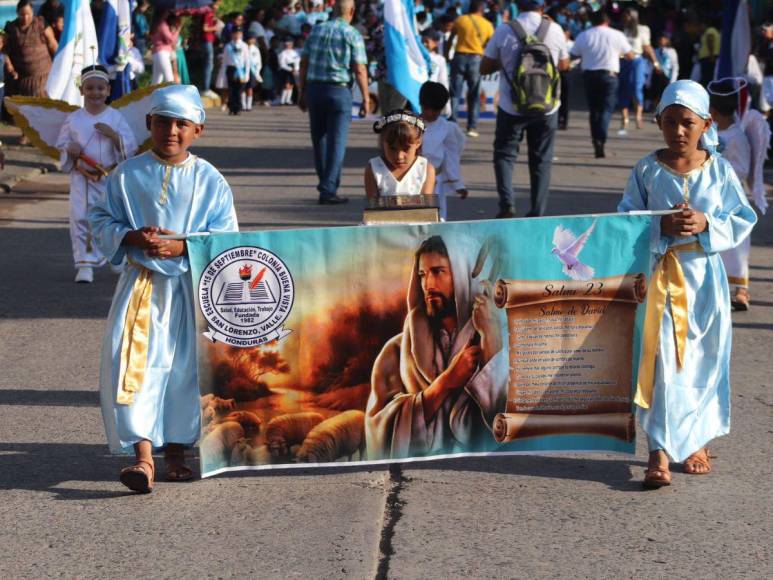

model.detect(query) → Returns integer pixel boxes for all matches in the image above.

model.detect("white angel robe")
[365,236,509,460]
[422,116,466,220]
[89,151,238,453]
[718,111,770,289]
[618,152,756,461]
[57,107,138,269]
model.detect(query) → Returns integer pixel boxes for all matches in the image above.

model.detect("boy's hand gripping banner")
[188,215,652,477]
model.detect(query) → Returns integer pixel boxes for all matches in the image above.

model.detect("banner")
[188,215,652,477]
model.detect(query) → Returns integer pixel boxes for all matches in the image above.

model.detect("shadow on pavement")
[0,389,98,406]
[0,227,115,319]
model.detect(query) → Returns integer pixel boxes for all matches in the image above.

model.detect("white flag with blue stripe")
[46,0,99,106]
[384,0,430,112]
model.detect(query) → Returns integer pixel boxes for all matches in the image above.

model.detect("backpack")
[505,18,561,116]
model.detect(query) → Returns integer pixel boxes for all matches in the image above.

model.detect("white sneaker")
[466,129,480,138]
[75,267,94,284]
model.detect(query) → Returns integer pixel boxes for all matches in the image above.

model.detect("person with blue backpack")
[480,0,569,218]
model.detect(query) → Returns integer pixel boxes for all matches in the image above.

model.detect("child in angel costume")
[707,77,770,310]
[57,65,138,283]
[618,80,757,488]
[3,68,169,283]
[89,85,238,493]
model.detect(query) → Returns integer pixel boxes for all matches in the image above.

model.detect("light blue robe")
[618,152,757,462]
[89,151,239,453]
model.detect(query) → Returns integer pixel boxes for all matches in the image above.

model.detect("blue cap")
[149,85,206,125]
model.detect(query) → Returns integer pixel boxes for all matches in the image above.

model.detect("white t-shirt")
[571,25,633,73]
[625,24,651,56]
[483,12,569,116]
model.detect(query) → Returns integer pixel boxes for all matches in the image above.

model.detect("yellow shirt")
[453,14,494,55]
[698,27,720,59]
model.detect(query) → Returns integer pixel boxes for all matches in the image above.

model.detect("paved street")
[0,105,771,579]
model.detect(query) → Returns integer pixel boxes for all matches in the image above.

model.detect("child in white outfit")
[708,77,769,310]
[364,110,436,200]
[277,37,300,105]
[419,82,468,220]
[55,65,138,283]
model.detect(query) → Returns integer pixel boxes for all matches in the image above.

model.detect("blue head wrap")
[655,80,718,153]
[149,85,206,125]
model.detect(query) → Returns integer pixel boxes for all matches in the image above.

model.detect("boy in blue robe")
[618,80,756,488]
[90,85,239,493]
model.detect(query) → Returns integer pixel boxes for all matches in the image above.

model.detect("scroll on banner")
[492,275,646,443]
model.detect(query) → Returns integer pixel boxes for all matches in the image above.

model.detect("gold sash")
[635,242,704,409]
[116,265,154,405]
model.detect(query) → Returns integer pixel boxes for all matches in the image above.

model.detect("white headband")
[81,68,110,84]
[373,112,426,134]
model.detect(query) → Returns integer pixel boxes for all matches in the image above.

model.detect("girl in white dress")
[364,110,436,201]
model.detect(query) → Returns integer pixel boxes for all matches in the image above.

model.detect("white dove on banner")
[551,220,597,281]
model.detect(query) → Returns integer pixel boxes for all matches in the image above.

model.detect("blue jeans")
[449,53,482,130]
[202,41,214,92]
[493,109,558,216]
[307,83,352,199]
[583,70,618,145]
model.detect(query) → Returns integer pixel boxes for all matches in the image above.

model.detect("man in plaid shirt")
[298,0,370,205]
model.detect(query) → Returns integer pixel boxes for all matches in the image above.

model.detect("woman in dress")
[3,0,57,141]
[3,0,57,98]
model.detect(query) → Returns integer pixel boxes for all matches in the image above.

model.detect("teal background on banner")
[189,214,652,472]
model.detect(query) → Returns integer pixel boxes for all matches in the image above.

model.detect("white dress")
[422,117,466,220]
[56,107,138,269]
[369,156,429,197]
[718,113,770,289]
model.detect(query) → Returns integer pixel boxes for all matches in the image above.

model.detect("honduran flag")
[717,0,751,79]
[384,0,430,112]
[97,0,133,101]
[45,0,99,106]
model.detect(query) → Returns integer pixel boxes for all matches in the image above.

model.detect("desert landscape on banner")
[188,216,652,475]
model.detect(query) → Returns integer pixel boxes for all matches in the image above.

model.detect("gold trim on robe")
[635,241,704,409]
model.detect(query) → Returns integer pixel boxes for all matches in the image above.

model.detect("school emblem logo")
[198,246,294,347]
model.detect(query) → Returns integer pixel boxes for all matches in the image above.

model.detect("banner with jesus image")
[188,214,652,477]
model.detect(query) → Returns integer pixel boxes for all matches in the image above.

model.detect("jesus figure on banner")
[366,235,509,459]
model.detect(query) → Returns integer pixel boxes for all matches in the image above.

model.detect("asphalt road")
[0,105,771,579]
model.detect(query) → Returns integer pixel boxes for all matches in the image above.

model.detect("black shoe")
[593,142,605,158]
[318,195,349,205]
[525,209,540,217]
[496,208,516,219]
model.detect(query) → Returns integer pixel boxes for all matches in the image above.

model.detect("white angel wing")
[110,82,173,152]
[564,219,597,258]
[3,97,79,160]
[552,225,577,251]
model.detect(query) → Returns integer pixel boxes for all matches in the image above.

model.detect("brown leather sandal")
[683,448,712,475]
[119,459,155,493]
[643,466,671,488]
[164,446,194,482]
